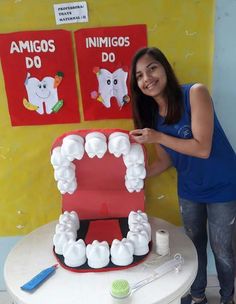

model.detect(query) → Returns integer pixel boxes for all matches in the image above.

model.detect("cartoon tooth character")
[24,72,63,114]
[93,68,129,109]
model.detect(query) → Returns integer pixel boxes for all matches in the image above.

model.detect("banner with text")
[0,29,80,126]
[74,24,147,120]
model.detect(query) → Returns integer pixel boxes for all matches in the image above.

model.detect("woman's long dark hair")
[130,47,183,128]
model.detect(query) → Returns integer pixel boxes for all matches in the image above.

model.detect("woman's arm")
[147,143,172,177]
[130,83,214,159]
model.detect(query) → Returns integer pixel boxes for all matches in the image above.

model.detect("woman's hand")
[129,128,161,144]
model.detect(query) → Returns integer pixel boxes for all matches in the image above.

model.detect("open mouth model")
[50,129,151,272]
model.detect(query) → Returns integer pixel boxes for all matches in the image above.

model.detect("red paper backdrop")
[75,24,147,121]
[0,30,80,126]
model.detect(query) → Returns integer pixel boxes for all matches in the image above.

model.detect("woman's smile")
[145,79,159,90]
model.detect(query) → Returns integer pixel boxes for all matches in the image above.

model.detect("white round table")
[4,217,197,304]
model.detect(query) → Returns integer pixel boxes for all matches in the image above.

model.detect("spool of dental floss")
[155,229,170,256]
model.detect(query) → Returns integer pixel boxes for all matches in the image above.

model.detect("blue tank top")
[156,83,236,203]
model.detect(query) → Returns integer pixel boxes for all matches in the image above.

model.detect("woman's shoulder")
[180,83,212,113]
[189,83,209,92]
[189,83,212,101]
[181,82,207,90]
[182,83,211,100]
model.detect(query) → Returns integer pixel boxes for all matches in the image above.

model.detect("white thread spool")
[155,229,170,256]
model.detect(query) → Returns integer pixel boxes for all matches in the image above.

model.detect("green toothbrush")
[110,253,184,299]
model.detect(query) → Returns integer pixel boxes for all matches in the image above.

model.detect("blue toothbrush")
[21,264,58,292]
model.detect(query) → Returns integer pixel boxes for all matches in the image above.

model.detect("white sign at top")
[54,1,88,25]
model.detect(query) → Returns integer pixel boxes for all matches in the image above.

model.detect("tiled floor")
[0,277,235,304]
[194,275,236,304]
[0,291,12,304]
[206,275,223,304]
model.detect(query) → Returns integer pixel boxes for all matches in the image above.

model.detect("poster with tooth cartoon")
[0,30,80,126]
[74,24,147,120]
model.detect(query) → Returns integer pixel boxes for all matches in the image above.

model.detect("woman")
[129,47,236,304]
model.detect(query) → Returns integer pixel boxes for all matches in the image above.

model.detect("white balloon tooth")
[129,221,151,242]
[126,164,146,179]
[128,210,148,226]
[53,231,76,255]
[51,146,71,168]
[61,135,85,161]
[54,164,75,182]
[86,240,110,268]
[55,223,77,234]
[125,177,144,193]
[63,239,86,267]
[127,230,149,256]
[111,238,134,266]
[57,179,77,195]
[108,132,131,157]
[59,211,80,230]
[85,132,107,159]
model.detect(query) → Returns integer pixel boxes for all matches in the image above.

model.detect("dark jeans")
[179,198,236,303]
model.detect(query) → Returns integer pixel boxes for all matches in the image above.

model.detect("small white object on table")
[4,217,197,304]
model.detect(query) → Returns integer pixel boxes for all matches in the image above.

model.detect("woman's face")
[135,54,167,100]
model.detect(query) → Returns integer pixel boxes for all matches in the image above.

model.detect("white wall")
[212,0,236,151]
[0,237,22,290]
[207,0,236,276]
